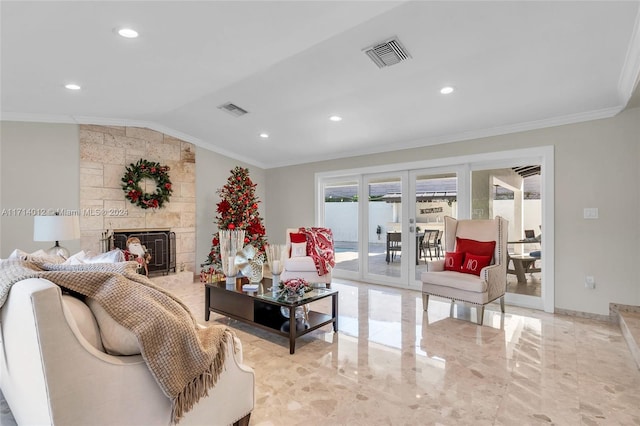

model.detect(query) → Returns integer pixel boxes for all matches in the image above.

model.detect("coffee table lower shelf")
[205,285,338,354]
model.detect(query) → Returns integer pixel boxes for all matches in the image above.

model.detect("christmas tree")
[202,166,267,273]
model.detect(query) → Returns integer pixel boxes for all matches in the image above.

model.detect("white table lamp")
[33,215,81,258]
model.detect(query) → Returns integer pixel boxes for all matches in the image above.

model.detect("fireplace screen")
[113,229,176,275]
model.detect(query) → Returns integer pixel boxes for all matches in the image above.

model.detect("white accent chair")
[280,228,332,286]
[421,216,508,325]
[0,278,255,426]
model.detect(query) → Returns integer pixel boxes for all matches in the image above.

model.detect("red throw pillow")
[455,237,496,258]
[290,233,306,244]
[289,232,307,256]
[460,253,492,276]
[444,251,465,271]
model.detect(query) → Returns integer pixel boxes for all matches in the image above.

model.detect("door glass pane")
[471,166,542,297]
[324,181,359,273]
[414,173,458,281]
[368,176,402,278]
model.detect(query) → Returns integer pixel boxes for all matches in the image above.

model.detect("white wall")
[324,202,358,242]
[493,199,542,240]
[266,107,640,315]
[323,201,393,242]
[0,122,81,256]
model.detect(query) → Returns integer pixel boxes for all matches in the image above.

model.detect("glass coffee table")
[204,277,338,354]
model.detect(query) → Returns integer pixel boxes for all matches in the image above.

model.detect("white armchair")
[280,228,333,286]
[421,216,508,325]
[0,278,255,426]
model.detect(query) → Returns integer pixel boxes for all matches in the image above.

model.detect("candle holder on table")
[266,243,287,295]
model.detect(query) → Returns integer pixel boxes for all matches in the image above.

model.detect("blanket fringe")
[171,331,230,424]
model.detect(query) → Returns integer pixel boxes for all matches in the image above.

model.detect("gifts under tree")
[202,166,267,273]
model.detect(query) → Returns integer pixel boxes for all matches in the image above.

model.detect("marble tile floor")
[154,274,640,426]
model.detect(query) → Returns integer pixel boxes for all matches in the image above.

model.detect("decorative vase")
[219,229,245,285]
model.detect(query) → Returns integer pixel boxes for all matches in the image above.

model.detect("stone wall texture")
[79,125,196,272]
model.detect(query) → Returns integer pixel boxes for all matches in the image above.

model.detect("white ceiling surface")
[2,1,640,169]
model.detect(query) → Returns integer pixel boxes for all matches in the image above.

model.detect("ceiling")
[2,1,639,169]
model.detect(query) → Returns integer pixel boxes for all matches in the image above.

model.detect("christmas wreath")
[121,159,173,209]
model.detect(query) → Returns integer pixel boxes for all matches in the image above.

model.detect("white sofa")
[280,228,332,286]
[0,278,255,426]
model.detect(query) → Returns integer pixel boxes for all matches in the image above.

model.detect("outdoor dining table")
[507,240,541,283]
[385,232,424,265]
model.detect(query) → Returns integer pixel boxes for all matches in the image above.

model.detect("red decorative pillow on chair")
[460,253,492,276]
[290,233,306,244]
[444,252,465,271]
[455,237,496,258]
[289,232,307,257]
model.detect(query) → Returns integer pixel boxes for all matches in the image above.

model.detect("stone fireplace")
[79,125,196,272]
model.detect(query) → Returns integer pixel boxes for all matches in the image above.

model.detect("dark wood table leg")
[332,293,338,332]
[289,306,296,354]
[205,286,211,321]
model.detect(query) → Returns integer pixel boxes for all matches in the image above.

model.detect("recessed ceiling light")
[259,133,269,139]
[117,28,139,38]
[329,115,342,122]
[440,86,454,95]
[65,83,81,90]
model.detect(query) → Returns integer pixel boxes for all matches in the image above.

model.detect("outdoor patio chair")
[386,232,402,263]
[421,229,441,261]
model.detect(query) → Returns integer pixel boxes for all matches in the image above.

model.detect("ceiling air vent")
[218,102,249,117]
[363,37,411,69]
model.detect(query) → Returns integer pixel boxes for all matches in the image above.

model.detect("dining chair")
[386,232,402,263]
[421,230,440,261]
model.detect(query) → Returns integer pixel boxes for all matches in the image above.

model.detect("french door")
[361,167,463,290]
[317,146,554,312]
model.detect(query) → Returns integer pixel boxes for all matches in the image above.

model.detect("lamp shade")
[33,216,81,242]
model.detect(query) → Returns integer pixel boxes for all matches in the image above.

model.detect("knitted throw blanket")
[299,227,335,276]
[0,259,231,424]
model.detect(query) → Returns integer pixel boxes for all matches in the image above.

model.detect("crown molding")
[1,103,625,170]
[265,104,624,169]
[618,4,640,104]
[1,112,78,124]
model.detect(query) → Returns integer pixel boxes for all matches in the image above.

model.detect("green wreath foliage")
[121,159,173,209]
